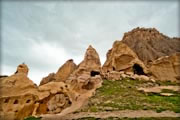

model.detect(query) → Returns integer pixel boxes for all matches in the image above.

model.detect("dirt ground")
[41,110,180,120]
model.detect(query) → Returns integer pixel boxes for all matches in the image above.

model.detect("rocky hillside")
[121,27,180,64]
[1,27,180,120]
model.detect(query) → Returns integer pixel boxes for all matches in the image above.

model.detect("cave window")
[68,101,72,105]
[4,98,9,103]
[14,99,18,104]
[26,99,31,103]
[90,71,100,77]
[113,67,115,71]
[133,64,145,75]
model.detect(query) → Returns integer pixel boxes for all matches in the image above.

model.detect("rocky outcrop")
[121,27,180,64]
[55,59,77,82]
[102,41,148,75]
[40,59,77,85]
[0,64,39,120]
[40,73,56,86]
[0,64,72,120]
[66,45,102,93]
[1,27,179,120]
[148,53,180,82]
[15,63,29,75]
[0,45,102,120]
[0,64,38,98]
[73,45,101,76]
[57,45,102,117]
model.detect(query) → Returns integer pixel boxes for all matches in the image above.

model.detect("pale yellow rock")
[40,59,77,85]
[148,53,180,82]
[102,41,148,75]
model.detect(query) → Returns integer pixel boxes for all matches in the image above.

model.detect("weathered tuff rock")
[55,45,102,117]
[0,45,102,120]
[102,41,148,75]
[55,59,77,82]
[40,59,77,85]
[66,45,102,93]
[148,53,180,82]
[0,64,73,120]
[37,45,102,118]
[73,45,101,76]
[15,63,29,75]
[121,27,180,64]
[0,64,39,120]
[40,73,56,86]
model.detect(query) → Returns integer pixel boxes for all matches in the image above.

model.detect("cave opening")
[113,67,115,71]
[26,99,31,103]
[133,64,145,75]
[14,99,19,104]
[90,71,100,77]
[4,98,9,103]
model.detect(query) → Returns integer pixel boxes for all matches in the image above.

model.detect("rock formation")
[0,64,39,120]
[55,59,77,82]
[1,27,179,120]
[0,64,72,120]
[66,45,102,93]
[102,41,148,75]
[40,59,77,85]
[121,27,180,64]
[148,53,180,81]
[0,45,102,120]
[40,73,56,86]
[102,27,180,82]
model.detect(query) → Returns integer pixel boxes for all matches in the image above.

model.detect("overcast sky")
[1,0,179,85]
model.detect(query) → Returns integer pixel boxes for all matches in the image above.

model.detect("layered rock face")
[121,27,180,64]
[102,41,148,75]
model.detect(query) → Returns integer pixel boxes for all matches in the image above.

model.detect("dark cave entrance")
[133,64,145,75]
[113,67,115,71]
[90,71,100,77]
